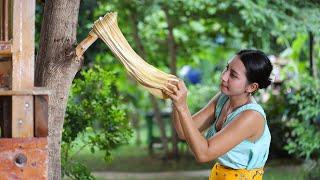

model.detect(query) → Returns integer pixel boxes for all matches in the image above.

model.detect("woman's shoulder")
[237,103,266,120]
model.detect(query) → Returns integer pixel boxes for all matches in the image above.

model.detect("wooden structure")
[0,0,49,178]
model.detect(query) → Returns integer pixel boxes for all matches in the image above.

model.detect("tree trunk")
[129,12,169,156]
[309,31,318,79]
[163,6,180,159]
[130,111,141,145]
[35,0,81,179]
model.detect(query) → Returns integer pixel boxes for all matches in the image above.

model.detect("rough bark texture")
[129,13,169,156]
[35,0,81,179]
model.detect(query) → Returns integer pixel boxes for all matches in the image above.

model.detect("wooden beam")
[10,0,35,137]
[0,96,11,138]
[0,59,11,89]
[0,88,50,96]
[11,96,34,137]
[0,0,9,41]
[0,41,11,56]
[11,0,34,90]
[0,0,3,40]
[3,0,9,41]
[34,95,48,137]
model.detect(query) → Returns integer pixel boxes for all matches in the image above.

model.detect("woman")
[163,49,273,180]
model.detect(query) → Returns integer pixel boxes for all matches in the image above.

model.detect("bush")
[262,88,294,159]
[62,65,133,179]
[187,82,219,113]
[284,75,320,179]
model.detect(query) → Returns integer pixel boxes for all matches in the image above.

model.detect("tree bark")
[35,0,81,179]
[163,6,180,159]
[129,12,169,156]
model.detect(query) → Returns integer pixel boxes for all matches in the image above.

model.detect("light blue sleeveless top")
[205,93,271,170]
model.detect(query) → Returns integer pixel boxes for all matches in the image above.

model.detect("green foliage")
[64,66,132,148]
[262,89,293,158]
[282,75,320,178]
[187,82,218,113]
[62,66,133,179]
[61,158,95,180]
[284,75,320,159]
[236,0,320,37]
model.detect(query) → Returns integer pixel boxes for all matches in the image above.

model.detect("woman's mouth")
[220,83,228,90]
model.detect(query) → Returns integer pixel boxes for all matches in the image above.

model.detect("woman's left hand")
[163,79,188,110]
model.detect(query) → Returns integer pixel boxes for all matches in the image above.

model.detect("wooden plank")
[0,0,10,41]
[0,96,11,137]
[0,0,3,40]
[34,95,48,137]
[0,41,11,56]
[11,0,35,90]
[0,137,48,179]
[11,95,34,137]
[0,59,11,89]
[3,0,9,41]
[0,88,51,96]
[0,0,9,41]
[8,0,13,40]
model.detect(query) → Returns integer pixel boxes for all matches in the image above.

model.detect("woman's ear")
[246,82,259,94]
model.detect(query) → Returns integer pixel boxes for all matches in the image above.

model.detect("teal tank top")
[205,93,271,170]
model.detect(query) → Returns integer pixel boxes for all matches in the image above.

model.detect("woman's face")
[220,56,249,96]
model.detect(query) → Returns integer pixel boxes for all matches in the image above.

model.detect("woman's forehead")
[228,56,246,75]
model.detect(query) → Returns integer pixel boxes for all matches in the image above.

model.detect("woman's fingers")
[162,87,176,100]
[167,79,179,90]
[177,79,185,90]
[163,86,173,94]
[166,82,178,94]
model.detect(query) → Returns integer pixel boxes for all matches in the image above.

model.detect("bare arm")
[163,80,264,163]
[172,92,220,140]
[177,107,264,163]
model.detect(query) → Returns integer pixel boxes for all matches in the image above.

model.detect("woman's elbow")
[176,131,186,140]
[195,155,210,163]
[178,134,186,140]
[195,152,217,163]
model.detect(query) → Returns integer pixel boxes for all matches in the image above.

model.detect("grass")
[73,144,213,172]
[69,144,307,180]
[264,166,305,180]
[65,125,307,179]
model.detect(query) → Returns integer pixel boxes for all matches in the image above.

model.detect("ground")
[68,145,306,180]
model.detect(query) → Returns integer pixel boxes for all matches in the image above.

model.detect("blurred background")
[36,0,320,179]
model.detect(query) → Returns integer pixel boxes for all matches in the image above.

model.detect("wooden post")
[11,0,35,137]
[0,0,9,41]
[34,95,49,137]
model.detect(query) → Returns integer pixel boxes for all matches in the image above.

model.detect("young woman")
[163,49,273,180]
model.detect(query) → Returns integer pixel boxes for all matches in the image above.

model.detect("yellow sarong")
[209,163,264,180]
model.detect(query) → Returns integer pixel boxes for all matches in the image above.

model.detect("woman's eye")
[231,74,237,78]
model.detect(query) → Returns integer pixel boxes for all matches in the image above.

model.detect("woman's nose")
[221,71,228,82]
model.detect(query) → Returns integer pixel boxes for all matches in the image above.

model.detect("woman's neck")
[228,94,251,111]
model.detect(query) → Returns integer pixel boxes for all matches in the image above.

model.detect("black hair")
[236,49,273,89]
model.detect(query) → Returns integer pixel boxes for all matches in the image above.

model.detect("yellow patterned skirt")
[209,163,264,180]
